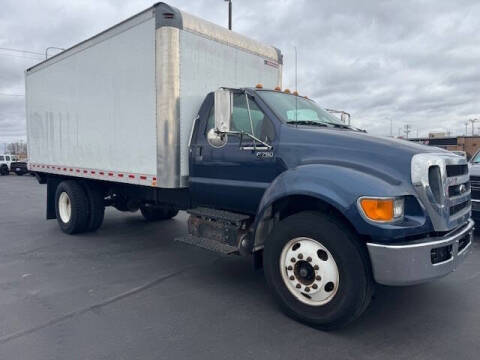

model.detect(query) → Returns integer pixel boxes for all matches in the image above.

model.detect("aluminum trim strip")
[180,11,280,62]
[28,163,157,186]
[155,26,182,188]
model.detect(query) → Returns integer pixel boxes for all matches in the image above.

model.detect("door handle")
[192,145,203,161]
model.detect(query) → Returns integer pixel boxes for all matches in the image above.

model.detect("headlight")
[358,197,404,223]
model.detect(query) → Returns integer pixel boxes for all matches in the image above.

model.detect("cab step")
[175,235,238,254]
[187,207,251,225]
[180,207,253,255]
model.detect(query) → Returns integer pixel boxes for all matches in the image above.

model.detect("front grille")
[446,164,468,177]
[449,182,470,197]
[449,200,471,216]
[412,153,471,231]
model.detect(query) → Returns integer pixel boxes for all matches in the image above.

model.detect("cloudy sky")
[1,0,479,143]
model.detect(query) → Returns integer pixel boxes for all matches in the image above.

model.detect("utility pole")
[416,128,419,138]
[389,118,392,137]
[469,118,478,136]
[225,0,232,30]
[404,124,411,139]
[465,122,469,136]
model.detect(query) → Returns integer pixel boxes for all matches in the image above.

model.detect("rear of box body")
[26,3,282,188]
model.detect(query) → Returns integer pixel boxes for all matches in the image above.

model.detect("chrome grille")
[411,153,471,231]
[445,166,471,220]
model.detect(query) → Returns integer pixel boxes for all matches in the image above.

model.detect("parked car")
[0,154,16,175]
[469,150,480,223]
[26,2,474,329]
[10,160,29,176]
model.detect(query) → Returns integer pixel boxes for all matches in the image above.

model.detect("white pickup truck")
[0,154,17,175]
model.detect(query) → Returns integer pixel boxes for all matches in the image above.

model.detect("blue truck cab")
[185,86,474,327]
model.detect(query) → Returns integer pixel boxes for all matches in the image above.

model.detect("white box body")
[26,3,282,188]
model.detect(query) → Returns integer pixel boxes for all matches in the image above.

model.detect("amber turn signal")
[359,197,404,222]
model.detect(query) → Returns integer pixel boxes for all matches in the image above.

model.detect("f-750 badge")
[256,151,274,158]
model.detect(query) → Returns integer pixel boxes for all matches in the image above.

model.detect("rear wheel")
[55,181,89,234]
[140,204,178,221]
[82,182,105,232]
[263,211,374,330]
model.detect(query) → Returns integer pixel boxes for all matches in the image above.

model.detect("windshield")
[257,90,348,127]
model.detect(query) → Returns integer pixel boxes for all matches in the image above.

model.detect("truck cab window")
[0,156,4,161]
[206,93,275,142]
[5,156,10,161]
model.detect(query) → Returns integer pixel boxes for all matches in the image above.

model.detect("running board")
[175,235,238,255]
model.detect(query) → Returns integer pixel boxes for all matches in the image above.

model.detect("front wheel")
[0,165,9,176]
[263,211,374,330]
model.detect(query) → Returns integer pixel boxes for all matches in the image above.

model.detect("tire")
[263,211,374,330]
[0,165,8,176]
[82,182,105,232]
[15,170,24,176]
[55,180,89,234]
[140,205,178,221]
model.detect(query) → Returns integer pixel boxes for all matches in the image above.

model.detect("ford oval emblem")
[459,184,467,194]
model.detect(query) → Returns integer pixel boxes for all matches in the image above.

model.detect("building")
[409,136,480,158]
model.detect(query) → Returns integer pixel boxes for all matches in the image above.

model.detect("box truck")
[26,2,474,329]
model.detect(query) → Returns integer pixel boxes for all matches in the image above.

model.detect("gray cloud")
[0,0,479,142]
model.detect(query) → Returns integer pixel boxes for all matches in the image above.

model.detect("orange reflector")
[284,88,291,94]
[255,83,263,89]
[359,198,394,221]
[293,91,299,96]
[274,86,281,91]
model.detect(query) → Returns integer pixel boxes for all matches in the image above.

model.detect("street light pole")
[469,118,478,136]
[225,0,232,30]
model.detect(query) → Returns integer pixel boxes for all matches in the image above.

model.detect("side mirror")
[214,89,232,133]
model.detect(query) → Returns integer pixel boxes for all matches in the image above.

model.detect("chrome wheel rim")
[280,237,339,306]
[58,192,72,223]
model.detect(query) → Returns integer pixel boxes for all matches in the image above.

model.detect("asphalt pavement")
[0,175,479,360]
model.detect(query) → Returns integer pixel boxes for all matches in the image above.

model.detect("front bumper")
[367,219,474,286]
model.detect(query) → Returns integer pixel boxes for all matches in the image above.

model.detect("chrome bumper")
[367,219,474,286]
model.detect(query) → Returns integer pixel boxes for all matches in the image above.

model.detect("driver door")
[189,92,280,214]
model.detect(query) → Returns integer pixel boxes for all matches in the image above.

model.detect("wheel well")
[254,195,365,250]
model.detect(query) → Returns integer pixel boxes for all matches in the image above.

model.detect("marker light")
[293,91,299,96]
[284,88,291,94]
[274,86,281,91]
[256,83,263,89]
[358,197,404,222]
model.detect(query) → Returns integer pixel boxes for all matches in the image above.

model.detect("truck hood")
[279,127,446,184]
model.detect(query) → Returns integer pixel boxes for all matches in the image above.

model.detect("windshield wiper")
[329,123,352,129]
[286,120,328,127]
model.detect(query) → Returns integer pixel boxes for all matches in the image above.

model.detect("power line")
[0,93,24,97]
[0,46,43,56]
[0,53,43,60]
